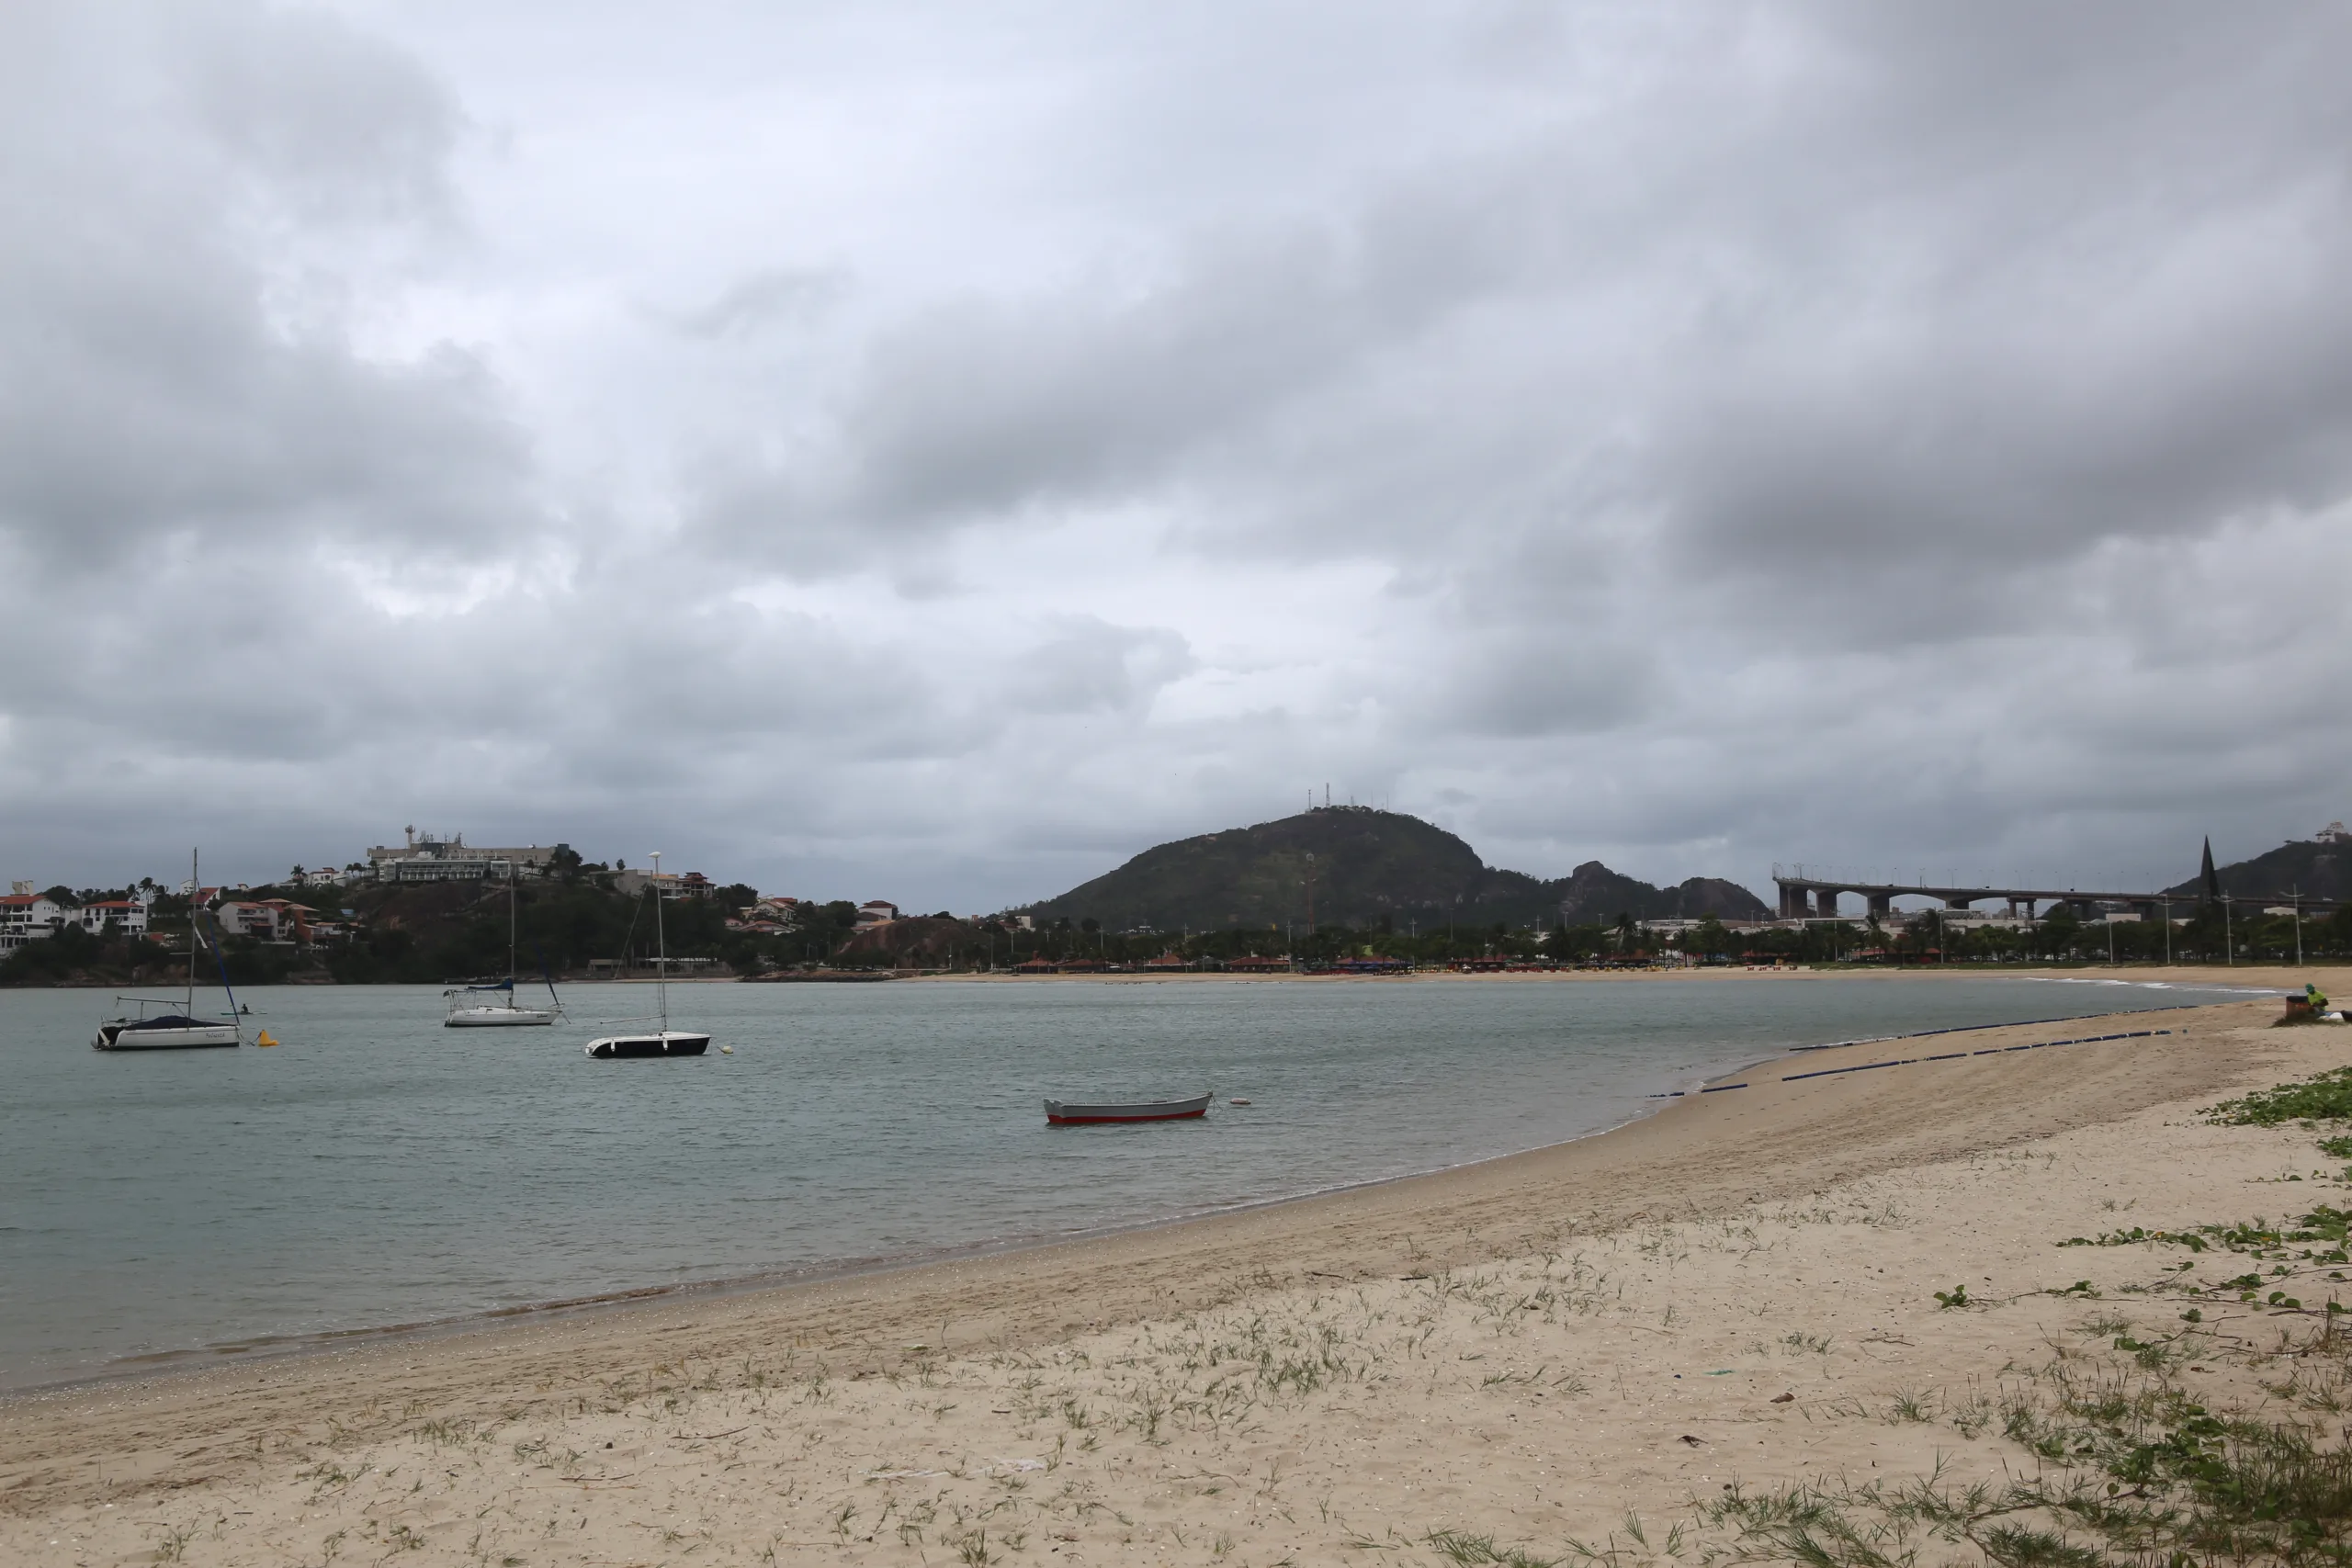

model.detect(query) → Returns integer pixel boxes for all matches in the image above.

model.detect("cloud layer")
[5,0,2350,908]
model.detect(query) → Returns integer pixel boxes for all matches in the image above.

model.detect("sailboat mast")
[187,848,198,1015]
[507,864,517,984]
[650,851,668,1032]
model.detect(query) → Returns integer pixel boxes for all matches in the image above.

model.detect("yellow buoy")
[254,1030,278,1047]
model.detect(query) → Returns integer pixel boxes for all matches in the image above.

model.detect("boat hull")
[1044,1093,1212,1125]
[94,1019,241,1050]
[585,1031,711,1059]
[446,1007,560,1027]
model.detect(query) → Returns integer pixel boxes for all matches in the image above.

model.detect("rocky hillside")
[1018,807,1770,931]
[2163,831,2352,905]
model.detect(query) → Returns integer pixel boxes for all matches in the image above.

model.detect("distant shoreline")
[3,962,2331,990]
[908,963,2324,986]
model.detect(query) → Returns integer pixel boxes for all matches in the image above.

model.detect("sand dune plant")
[1702,1472,2094,1568]
[1948,1396,1995,1440]
[1427,1527,1562,1567]
[2210,1067,2352,1127]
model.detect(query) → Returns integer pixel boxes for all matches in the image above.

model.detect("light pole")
[2223,897,2234,966]
[2292,887,2304,967]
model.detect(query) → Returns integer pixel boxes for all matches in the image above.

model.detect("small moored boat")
[583,851,712,1061]
[444,871,563,1027]
[586,1030,711,1060]
[446,979,560,1028]
[95,849,242,1051]
[96,1011,242,1050]
[1044,1092,1212,1125]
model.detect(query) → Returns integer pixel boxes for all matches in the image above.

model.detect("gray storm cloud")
[2,0,2348,908]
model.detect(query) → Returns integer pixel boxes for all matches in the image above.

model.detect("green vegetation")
[1747,901,2352,965]
[2056,1209,2349,1292]
[1017,806,1768,933]
[7,818,2344,985]
[322,877,775,983]
[1707,1246,2352,1563]
[2210,1067,2352,1128]
[0,866,795,987]
[0,921,187,987]
[2165,835,2352,908]
[1706,1404,2352,1568]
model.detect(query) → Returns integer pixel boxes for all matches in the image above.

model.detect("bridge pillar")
[1867,892,1893,919]
[1815,888,1838,918]
[1779,885,1806,919]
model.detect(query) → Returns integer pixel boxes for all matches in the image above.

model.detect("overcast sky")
[5,1,2349,909]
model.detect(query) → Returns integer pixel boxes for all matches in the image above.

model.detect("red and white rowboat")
[1043,1092,1212,1125]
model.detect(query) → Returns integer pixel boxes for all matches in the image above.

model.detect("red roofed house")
[0,889,68,952]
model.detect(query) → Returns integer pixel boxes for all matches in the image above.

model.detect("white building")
[78,898,149,937]
[366,828,557,881]
[378,855,512,884]
[854,900,899,929]
[0,889,67,952]
[615,868,705,899]
[217,901,286,940]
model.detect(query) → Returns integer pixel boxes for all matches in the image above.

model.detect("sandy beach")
[6,976,2346,1565]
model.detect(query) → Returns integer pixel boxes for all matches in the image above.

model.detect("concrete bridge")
[1769,869,2338,922]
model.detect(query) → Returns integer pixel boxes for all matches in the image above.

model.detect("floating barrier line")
[1661,1023,2181,1101]
[1785,1002,2215,1054]
[1784,1057,1912,1082]
[1783,1029,2174,1083]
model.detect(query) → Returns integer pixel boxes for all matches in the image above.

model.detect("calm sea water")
[0,974,2257,1391]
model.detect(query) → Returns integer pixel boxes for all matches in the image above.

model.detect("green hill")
[1018,807,1770,931]
[2164,829,2352,905]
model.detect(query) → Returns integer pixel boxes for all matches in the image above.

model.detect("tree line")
[11,878,2345,987]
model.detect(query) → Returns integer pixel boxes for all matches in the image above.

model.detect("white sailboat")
[94,851,242,1050]
[444,867,561,1027]
[585,852,710,1059]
